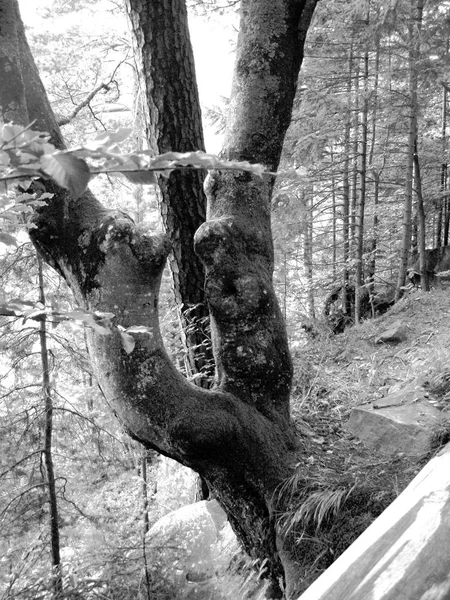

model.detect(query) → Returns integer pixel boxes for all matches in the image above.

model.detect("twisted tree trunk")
[0,0,318,596]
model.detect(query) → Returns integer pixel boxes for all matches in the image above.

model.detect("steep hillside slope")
[286,289,450,591]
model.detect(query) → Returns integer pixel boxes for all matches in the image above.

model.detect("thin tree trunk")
[367,173,380,298]
[140,449,151,600]
[342,42,353,316]
[414,140,429,290]
[367,35,381,297]
[330,146,337,280]
[395,0,424,300]
[303,190,315,319]
[445,197,450,246]
[355,39,369,323]
[37,255,63,599]
[442,79,449,246]
[283,252,288,321]
[350,56,360,246]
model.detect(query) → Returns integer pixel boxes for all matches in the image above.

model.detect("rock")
[142,499,241,599]
[375,320,407,344]
[345,382,445,456]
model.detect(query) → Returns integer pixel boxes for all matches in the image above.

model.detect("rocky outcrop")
[346,381,445,456]
[374,320,408,344]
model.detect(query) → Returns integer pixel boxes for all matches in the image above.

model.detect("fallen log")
[298,442,450,600]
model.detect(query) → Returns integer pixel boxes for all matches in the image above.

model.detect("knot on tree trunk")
[195,218,272,321]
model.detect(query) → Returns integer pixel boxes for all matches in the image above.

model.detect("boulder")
[346,382,445,456]
[143,499,241,599]
[374,320,407,344]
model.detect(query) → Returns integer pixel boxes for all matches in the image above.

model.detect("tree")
[0,0,318,598]
[395,0,425,299]
[126,0,214,385]
[37,253,63,599]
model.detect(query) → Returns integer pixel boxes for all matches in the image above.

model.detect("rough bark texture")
[0,0,318,597]
[126,0,212,383]
[395,0,423,300]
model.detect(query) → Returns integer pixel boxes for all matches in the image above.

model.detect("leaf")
[1,123,25,144]
[122,170,156,185]
[85,128,133,150]
[40,152,90,198]
[0,150,10,166]
[64,308,112,334]
[146,150,267,178]
[119,330,136,354]
[0,232,18,246]
[125,325,153,334]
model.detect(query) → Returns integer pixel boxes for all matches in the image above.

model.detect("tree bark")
[414,139,429,291]
[341,41,353,317]
[395,0,424,300]
[37,255,63,599]
[441,80,449,247]
[367,36,381,298]
[125,0,212,385]
[0,0,318,597]
[354,39,369,323]
[303,189,315,319]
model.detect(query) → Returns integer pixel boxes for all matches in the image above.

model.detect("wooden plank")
[298,443,450,600]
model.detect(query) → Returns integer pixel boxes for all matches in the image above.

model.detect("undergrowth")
[281,289,450,591]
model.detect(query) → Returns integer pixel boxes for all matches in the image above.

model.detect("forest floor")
[287,287,450,591]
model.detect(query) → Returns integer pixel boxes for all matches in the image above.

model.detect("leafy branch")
[0,123,305,200]
[0,299,152,354]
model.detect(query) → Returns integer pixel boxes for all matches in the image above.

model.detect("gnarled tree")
[0,0,317,597]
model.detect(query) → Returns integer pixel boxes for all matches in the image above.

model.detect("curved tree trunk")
[0,0,318,597]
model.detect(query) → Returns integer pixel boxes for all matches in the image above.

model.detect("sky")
[17,0,237,154]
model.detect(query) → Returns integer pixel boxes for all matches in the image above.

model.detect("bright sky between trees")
[18,0,237,153]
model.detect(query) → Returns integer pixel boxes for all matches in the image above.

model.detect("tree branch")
[57,82,111,126]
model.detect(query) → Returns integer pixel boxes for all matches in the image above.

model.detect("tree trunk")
[341,43,353,316]
[37,255,63,599]
[0,0,318,597]
[140,449,152,600]
[354,40,369,323]
[442,79,449,247]
[303,190,315,319]
[395,0,424,300]
[330,146,337,281]
[350,54,360,247]
[126,0,212,385]
[367,172,379,298]
[414,140,429,291]
[366,34,381,299]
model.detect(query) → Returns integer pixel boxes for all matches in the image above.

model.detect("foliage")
[0,242,150,599]
[0,123,269,200]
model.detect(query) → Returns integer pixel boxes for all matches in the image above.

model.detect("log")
[298,442,450,600]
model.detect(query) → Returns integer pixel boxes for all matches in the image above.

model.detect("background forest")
[1,0,450,598]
